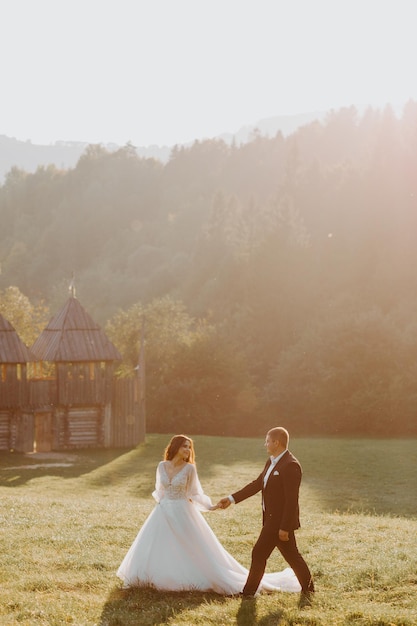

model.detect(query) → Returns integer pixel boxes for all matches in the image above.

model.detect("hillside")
[1,102,417,436]
[0,111,323,182]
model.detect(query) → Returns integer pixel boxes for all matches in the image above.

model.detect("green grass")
[1,435,416,626]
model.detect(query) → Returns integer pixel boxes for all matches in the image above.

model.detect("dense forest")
[1,103,417,437]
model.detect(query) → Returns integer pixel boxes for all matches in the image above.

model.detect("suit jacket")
[231,450,302,531]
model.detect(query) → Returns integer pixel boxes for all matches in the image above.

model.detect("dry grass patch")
[1,434,416,625]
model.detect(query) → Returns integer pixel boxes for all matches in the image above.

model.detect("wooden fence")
[0,376,144,452]
[110,377,145,448]
[0,369,29,408]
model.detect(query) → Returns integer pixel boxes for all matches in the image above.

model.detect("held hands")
[213,497,231,510]
[209,497,232,511]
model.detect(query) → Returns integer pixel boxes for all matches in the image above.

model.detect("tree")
[106,296,256,435]
[0,286,49,346]
[263,301,403,435]
[148,327,258,435]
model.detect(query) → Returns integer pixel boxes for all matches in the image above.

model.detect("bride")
[116,434,301,596]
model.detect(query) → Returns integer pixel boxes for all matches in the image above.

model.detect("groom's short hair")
[268,427,289,448]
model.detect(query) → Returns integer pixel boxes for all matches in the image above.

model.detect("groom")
[218,427,314,607]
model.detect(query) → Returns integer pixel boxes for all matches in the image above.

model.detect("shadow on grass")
[0,448,129,487]
[236,597,257,625]
[293,437,417,518]
[84,433,267,499]
[99,587,287,626]
[2,435,416,517]
[236,597,287,626]
[0,434,253,492]
[98,585,226,626]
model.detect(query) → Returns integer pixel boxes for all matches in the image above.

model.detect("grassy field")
[1,434,416,626]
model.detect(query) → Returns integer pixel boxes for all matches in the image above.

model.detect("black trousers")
[242,524,314,596]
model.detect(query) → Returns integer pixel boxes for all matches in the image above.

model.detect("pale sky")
[1,0,415,147]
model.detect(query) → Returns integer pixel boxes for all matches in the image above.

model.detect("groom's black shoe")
[298,590,314,609]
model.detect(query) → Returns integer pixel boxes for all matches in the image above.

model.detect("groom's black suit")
[232,449,314,596]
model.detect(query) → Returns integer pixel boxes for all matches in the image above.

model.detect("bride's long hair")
[164,435,195,464]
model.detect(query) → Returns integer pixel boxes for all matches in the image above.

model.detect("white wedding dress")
[117,461,301,595]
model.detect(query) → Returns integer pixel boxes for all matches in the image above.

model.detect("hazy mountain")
[0,135,172,182]
[0,112,325,182]
[220,111,325,144]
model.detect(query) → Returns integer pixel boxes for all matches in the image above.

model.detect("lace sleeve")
[186,464,213,511]
[152,462,164,503]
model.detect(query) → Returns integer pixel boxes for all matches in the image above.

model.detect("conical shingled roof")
[30,296,122,362]
[0,313,36,363]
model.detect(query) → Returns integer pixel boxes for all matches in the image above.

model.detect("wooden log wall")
[65,406,103,448]
[0,410,10,450]
[0,410,29,452]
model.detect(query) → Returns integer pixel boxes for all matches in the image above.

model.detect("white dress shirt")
[263,450,287,486]
[228,449,287,504]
